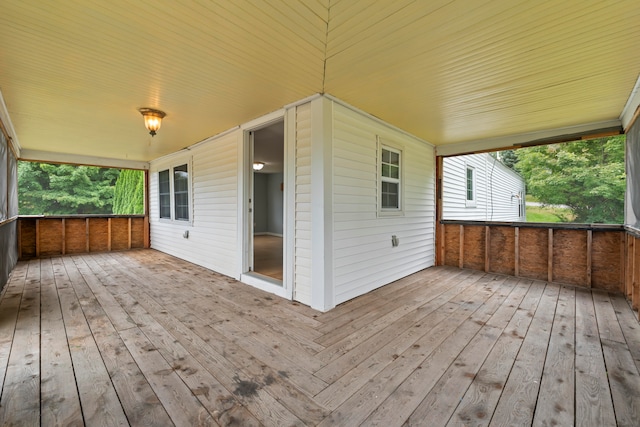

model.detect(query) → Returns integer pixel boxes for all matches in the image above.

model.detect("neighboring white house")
[149,95,436,312]
[442,153,526,222]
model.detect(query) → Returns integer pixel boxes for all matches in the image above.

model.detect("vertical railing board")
[488,226,516,276]
[442,224,459,267]
[131,218,145,248]
[109,218,128,251]
[88,218,109,252]
[64,219,87,254]
[592,231,624,293]
[462,225,485,271]
[518,227,549,281]
[38,218,65,257]
[18,219,36,260]
[552,229,588,287]
[127,218,132,250]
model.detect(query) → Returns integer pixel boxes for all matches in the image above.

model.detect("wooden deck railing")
[438,220,640,319]
[18,215,149,260]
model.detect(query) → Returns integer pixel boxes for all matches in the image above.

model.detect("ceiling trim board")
[19,149,149,170]
[620,73,640,130]
[283,93,323,110]
[0,89,20,156]
[240,108,286,131]
[435,119,622,157]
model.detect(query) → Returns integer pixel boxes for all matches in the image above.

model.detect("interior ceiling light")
[138,108,166,136]
[253,162,265,171]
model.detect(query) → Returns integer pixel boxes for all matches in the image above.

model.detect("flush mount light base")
[253,162,265,171]
[138,108,166,136]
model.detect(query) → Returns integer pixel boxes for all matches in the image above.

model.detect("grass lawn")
[526,205,575,223]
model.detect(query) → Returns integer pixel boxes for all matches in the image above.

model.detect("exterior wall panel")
[331,103,435,305]
[149,131,239,278]
[443,153,525,221]
[293,102,313,305]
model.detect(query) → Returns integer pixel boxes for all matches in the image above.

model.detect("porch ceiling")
[1,1,639,164]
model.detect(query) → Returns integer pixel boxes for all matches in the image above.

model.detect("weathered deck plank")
[0,249,638,426]
[533,284,576,426]
[39,259,83,427]
[489,283,560,426]
[574,287,616,427]
[0,260,41,427]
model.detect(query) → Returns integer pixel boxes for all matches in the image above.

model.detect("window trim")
[377,137,404,217]
[465,165,476,207]
[157,158,192,224]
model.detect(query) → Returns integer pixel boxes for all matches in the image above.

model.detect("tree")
[515,135,625,223]
[113,169,144,214]
[18,162,120,215]
[498,149,518,170]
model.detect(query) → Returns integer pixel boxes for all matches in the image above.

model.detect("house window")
[158,161,191,222]
[466,166,476,206]
[158,169,170,219]
[379,142,402,214]
[173,164,189,221]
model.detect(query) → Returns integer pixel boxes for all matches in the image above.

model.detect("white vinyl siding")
[293,102,312,305]
[332,103,435,305]
[150,131,239,278]
[148,94,436,310]
[443,153,526,221]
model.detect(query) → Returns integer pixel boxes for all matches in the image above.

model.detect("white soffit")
[0,0,639,162]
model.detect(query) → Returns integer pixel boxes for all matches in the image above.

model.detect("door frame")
[238,109,293,299]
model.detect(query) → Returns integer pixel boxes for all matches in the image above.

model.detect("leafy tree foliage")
[515,135,625,223]
[498,150,518,170]
[18,162,120,215]
[113,169,144,214]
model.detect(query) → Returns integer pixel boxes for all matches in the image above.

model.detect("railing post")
[485,225,490,273]
[514,227,520,277]
[459,225,464,269]
[587,230,592,288]
[548,228,553,283]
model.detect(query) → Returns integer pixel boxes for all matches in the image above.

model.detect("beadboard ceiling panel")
[1,0,639,162]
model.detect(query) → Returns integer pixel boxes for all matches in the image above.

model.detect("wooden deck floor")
[0,250,639,426]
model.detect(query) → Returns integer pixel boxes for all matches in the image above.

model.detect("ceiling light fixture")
[138,108,166,136]
[253,162,265,171]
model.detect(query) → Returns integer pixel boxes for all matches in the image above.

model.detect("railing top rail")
[441,219,625,232]
[19,214,146,219]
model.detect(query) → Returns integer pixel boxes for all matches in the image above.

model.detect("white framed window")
[378,137,403,216]
[158,169,171,219]
[157,160,192,223]
[465,165,476,207]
